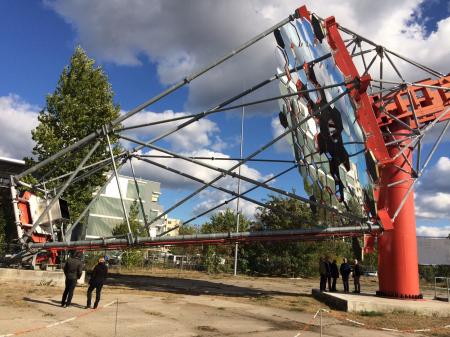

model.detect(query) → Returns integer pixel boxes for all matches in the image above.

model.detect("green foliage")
[28,46,121,223]
[84,251,105,270]
[255,194,316,230]
[244,195,353,277]
[112,200,146,237]
[201,209,250,273]
[419,265,450,282]
[121,250,146,268]
[0,189,17,255]
[112,200,146,268]
[363,250,378,270]
[170,224,201,257]
[201,208,250,234]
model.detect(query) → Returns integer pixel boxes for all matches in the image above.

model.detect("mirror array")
[274,14,374,223]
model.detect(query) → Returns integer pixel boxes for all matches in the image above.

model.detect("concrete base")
[0,268,85,287]
[312,289,450,317]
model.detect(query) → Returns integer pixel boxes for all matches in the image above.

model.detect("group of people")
[61,252,108,309]
[319,257,362,293]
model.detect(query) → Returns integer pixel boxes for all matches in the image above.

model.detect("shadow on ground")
[23,297,85,309]
[106,273,301,298]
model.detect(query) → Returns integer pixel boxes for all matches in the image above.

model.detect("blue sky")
[0,0,449,235]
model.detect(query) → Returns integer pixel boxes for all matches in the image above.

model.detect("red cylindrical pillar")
[377,123,421,298]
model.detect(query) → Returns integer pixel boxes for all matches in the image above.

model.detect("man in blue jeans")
[61,252,83,307]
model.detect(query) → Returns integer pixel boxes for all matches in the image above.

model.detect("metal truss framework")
[326,12,450,298]
[7,5,450,298]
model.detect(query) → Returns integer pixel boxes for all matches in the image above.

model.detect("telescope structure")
[5,5,449,299]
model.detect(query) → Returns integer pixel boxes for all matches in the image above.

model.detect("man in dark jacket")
[61,252,83,307]
[340,258,351,293]
[352,259,362,293]
[325,257,332,291]
[330,259,339,291]
[86,257,108,309]
[319,257,327,291]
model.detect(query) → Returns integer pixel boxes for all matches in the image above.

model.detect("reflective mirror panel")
[275,16,373,220]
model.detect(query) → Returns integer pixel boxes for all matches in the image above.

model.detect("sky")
[0,0,449,236]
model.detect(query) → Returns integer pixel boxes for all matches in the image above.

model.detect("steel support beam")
[27,224,381,251]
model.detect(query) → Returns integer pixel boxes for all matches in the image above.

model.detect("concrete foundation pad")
[0,268,85,287]
[312,288,450,317]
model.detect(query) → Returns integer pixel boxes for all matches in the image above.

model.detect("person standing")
[319,257,327,291]
[61,251,83,307]
[325,257,332,291]
[352,259,362,293]
[330,259,339,292]
[86,257,108,309]
[340,258,351,293]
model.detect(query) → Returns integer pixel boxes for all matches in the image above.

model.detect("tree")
[29,46,121,227]
[255,195,316,230]
[0,190,16,255]
[201,208,250,234]
[112,200,146,268]
[170,224,202,258]
[112,200,146,237]
[245,195,352,277]
[201,209,250,273]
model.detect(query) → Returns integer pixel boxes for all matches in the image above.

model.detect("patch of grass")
[359,311,384,317]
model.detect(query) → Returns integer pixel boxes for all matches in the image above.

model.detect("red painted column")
[377,122,421,298]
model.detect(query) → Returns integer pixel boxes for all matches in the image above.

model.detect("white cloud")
[125,148,265,188]
[0,94,266,220]
[0,94,39,159]
[122,109,223,152]
[416,192,450,219]
[416,225,450,237]
[192,188,261,219]
[46,0,450,115]
[122,148,270,218]
[270,116,291,153]
[416,156,450,194]
[415,157,450,220]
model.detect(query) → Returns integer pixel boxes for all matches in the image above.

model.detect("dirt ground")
[0,268,449,337]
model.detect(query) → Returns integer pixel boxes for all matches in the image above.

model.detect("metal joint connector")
[376,45,384,56]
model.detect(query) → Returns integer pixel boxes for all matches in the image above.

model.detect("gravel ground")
[0,269,447,337]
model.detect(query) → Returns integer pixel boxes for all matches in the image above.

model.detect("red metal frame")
[372,75,450,128]
[320,14,391,165]
[18,191,58,264]
[307,3,449,298]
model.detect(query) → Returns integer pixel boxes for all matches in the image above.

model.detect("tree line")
[167,196,371,276]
